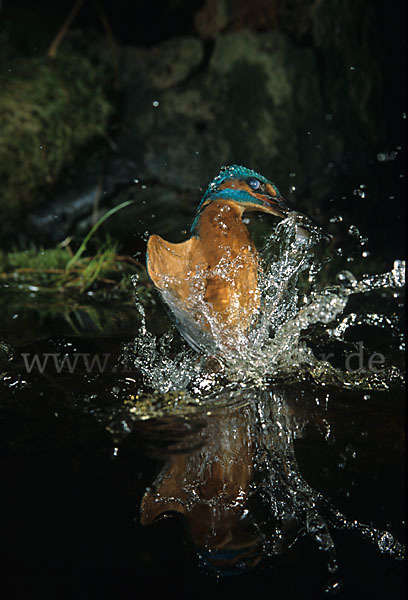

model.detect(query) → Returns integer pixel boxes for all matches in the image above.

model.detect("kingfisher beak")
[260,186,332,241]
[260,191,294,219]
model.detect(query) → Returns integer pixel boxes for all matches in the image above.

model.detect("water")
[125,212,404,392]
[0,211,404,597]
[100,211,404,591]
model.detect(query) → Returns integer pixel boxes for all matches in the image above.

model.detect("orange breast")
[147,200,260,351]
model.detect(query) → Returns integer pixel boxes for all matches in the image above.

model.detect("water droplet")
[325,580,342,594]
[377,151,398,162]
[378,532,394,552]
[353,188,366,199]
[337,271,357,286]
[152,100,159,107]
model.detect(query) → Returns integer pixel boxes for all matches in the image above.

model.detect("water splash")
[84,216,405,586]
[88,213,405,587]
[126,213,404,393]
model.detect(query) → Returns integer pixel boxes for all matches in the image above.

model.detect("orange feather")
[147,200,261,350]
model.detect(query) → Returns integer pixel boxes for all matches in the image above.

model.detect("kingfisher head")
[191,165,330,238]
[191,165,291,231]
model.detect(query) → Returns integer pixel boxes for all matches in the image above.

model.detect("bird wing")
[147,234,198,300]
[147,234,218,352]
[147,233,260,352]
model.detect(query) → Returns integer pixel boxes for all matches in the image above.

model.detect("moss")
[0,47,114,223]
[0,236,153,297]
[0,201,155,331]
[0,237,155,334]
[6,246,69,271]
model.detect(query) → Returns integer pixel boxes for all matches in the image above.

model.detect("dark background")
[0,1,406,599]
[0,0,406,263]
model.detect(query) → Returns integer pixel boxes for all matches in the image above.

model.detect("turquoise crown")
[190,165,280,234]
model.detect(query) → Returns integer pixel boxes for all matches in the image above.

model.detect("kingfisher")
[147,165,327,354]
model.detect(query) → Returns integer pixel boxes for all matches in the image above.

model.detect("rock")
[24,30,330,244]
[142,30,328,199]
[22,15,393,248]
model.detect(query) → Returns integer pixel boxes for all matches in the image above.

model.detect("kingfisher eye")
[247,177,261,190]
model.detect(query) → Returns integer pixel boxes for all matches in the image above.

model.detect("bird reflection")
[137,387,404,581]
[139,389,307,576]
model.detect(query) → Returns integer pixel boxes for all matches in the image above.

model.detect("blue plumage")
[202,164,280,202]
[147,163,329,355]
[191,165,281,234]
